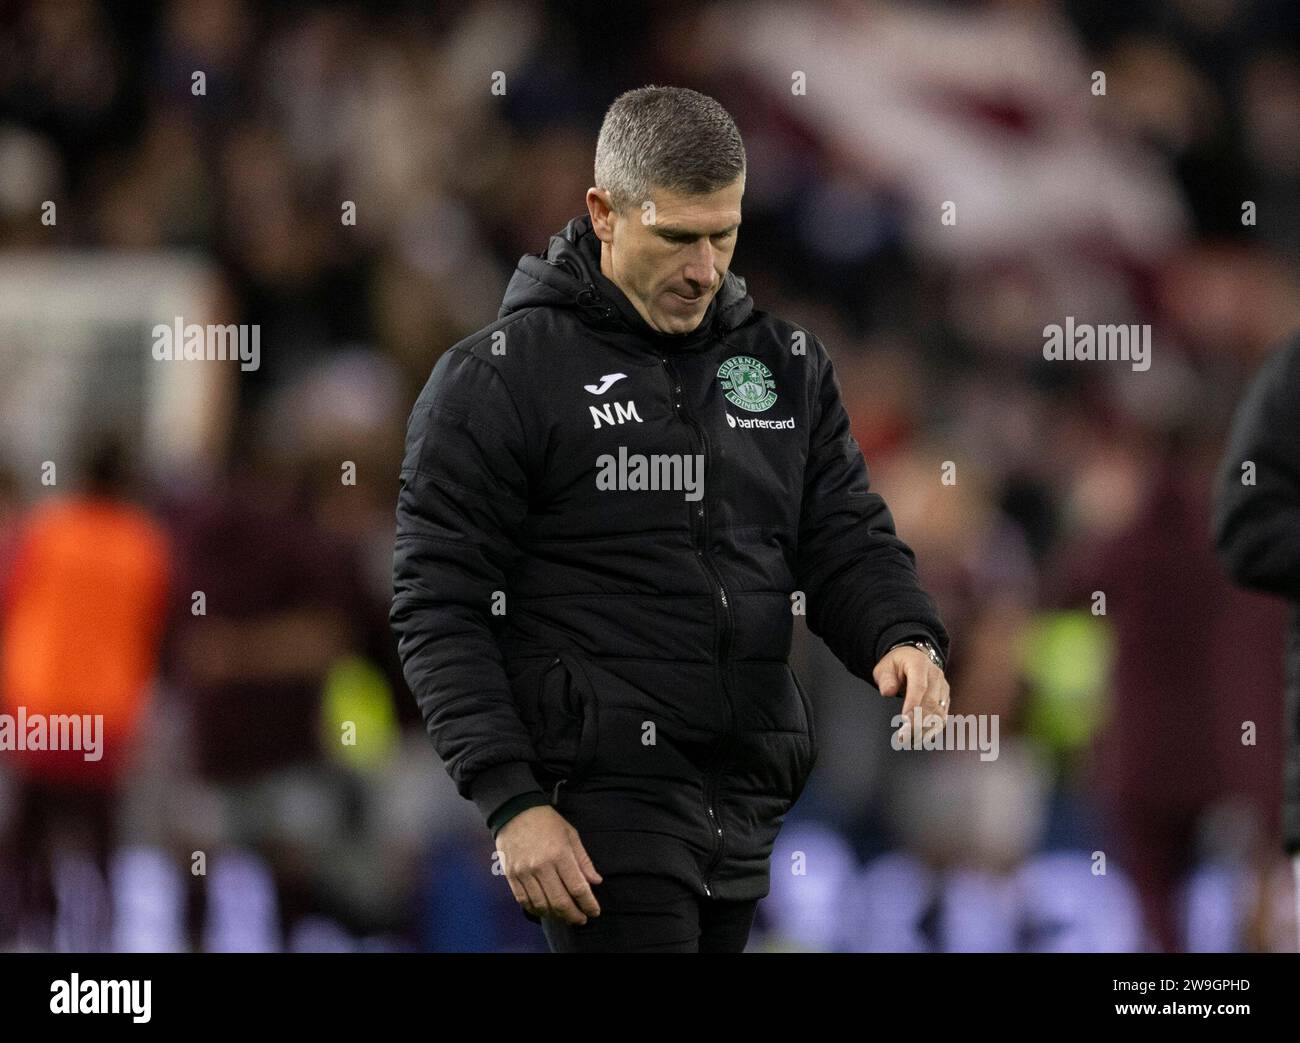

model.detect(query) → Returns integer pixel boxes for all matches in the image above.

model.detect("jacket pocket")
[533,651,599,786]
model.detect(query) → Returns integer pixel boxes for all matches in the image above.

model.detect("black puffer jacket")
[390,213,951,903]
[1214,331,1300,854]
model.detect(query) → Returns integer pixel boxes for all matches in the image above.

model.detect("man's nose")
[683,243,717,290]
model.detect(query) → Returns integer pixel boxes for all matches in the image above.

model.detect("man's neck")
[599,241,665,333]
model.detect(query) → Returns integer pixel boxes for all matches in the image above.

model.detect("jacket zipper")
[660,354,734,899]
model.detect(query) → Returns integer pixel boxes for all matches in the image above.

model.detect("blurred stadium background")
[1,0,1298,952]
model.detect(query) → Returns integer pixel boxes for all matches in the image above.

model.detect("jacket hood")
[499,213,755,349]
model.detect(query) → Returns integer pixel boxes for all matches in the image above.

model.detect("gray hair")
[594,86,746,213]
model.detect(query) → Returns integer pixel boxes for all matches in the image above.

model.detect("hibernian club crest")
[717,355,777,412]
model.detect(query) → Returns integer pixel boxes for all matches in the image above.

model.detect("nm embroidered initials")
[590,400,643,429]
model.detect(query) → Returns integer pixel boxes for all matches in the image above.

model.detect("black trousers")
[539,872,759,953]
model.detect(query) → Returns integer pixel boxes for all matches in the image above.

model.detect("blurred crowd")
[1,0,1299,952]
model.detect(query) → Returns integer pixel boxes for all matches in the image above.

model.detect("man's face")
[588,177,743,335]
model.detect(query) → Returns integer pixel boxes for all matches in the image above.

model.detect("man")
[1213,331,1300,942]
[391,85,951,953]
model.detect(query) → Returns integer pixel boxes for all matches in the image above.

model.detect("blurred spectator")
[1057,431,1287,951]
[0,435,172,949]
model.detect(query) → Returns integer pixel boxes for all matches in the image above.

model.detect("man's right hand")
[496,804,603,924]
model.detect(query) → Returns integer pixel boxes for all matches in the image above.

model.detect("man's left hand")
[873,646,950,747]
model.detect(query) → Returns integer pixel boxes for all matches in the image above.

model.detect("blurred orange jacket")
[0,495,172,784]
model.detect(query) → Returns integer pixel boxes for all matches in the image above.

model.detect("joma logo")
[590,400,643,429]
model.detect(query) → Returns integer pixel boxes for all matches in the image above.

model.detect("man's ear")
[586,188,616,242]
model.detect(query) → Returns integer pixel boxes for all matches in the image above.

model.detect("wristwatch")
[889,639,944,672]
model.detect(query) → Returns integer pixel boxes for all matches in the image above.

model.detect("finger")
[573,838,604,888]
[899,661,932,718]
[520,874,549,919]
[921,708,946,744]
[557,851,601,918]
[505,873,532,912]
[875,659,901,698]
[538,864,586,925]
[932,680,951,718]
[924,678,952,743]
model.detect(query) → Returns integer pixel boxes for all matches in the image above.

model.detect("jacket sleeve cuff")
[469,761,546,828]
[488,791,554,839]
